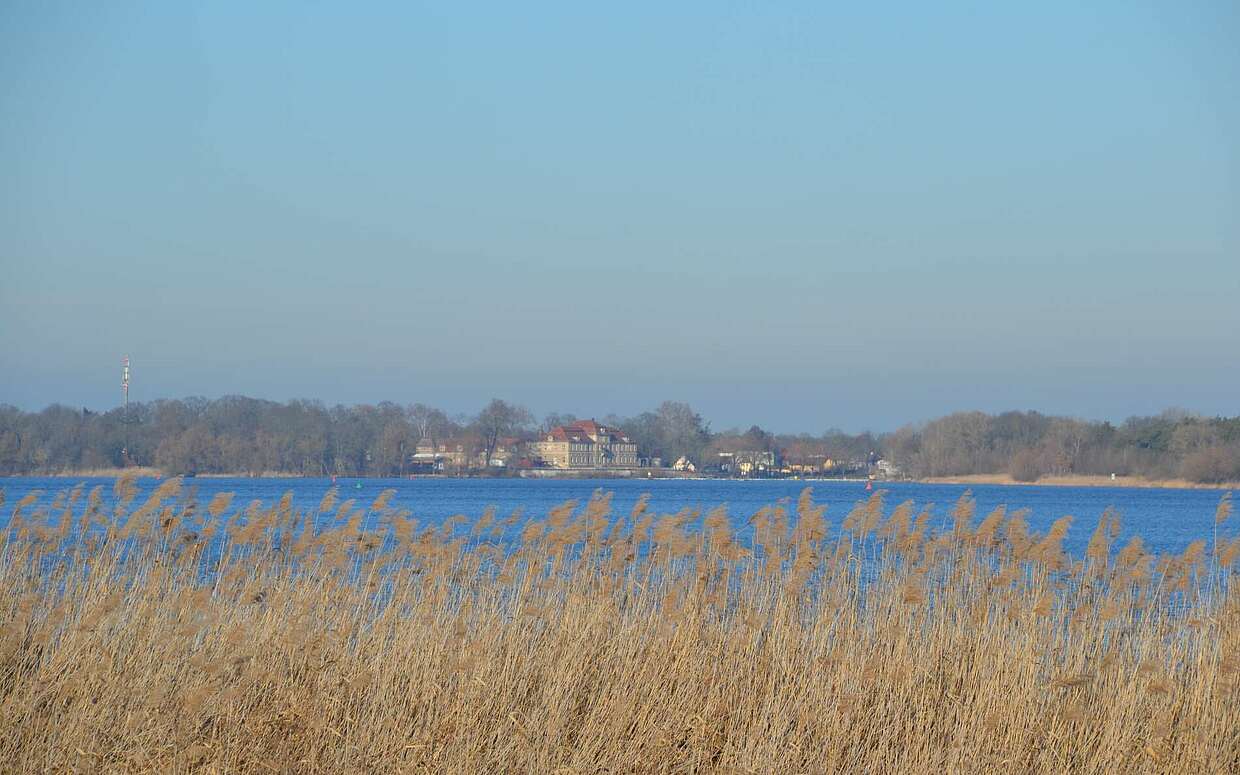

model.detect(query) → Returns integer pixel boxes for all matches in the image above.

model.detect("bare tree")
[409,404,451,450]
[541,413,578,434]
[473,399,533,469]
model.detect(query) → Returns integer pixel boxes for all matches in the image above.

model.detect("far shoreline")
[6,469,1236,492]
[919,473,1238,491]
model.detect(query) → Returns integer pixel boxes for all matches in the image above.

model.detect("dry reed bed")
[0,480,1237,773]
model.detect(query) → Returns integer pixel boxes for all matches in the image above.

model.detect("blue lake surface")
[1,476,1232,559]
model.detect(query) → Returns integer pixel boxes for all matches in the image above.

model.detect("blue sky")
[2,1,1237,432]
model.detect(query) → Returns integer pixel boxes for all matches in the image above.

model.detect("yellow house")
[531,420,639,469]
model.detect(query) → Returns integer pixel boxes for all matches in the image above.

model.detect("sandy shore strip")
[921,473,1238,490]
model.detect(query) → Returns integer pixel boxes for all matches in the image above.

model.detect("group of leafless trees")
[884,409,1240,483]
[0,398,1236,483]
[0,397,710,478]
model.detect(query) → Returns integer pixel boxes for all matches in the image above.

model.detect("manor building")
[531,420,639,469]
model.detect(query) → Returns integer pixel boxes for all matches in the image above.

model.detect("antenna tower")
[121,356,131,463]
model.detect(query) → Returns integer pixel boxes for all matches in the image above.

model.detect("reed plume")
[0,484,1234,773]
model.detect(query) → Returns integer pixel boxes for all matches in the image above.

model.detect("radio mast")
[121,356,131,463]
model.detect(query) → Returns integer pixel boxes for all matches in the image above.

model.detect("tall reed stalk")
[0,483,1236,772]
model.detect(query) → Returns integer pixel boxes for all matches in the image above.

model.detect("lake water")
[2,476,1232,559]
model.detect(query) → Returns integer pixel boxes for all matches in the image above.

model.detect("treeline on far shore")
[1,397,1238,484]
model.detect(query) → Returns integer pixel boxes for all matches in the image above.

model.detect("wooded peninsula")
[2,397,1238,485]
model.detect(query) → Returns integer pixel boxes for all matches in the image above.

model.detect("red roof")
[546,427,589,442]
[547,419,631,443]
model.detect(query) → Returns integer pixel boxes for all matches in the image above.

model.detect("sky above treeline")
[2,2,1238,433]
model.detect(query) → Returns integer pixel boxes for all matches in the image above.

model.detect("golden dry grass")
[923,473,1240,490]
[26,466,165,479]
[0,481,1237,773]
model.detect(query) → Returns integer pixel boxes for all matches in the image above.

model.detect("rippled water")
[3,476,1232,559]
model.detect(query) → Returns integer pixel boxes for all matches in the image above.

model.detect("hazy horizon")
[3,2,1238,432]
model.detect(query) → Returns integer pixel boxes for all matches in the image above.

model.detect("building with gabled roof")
[531,419,639,469]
